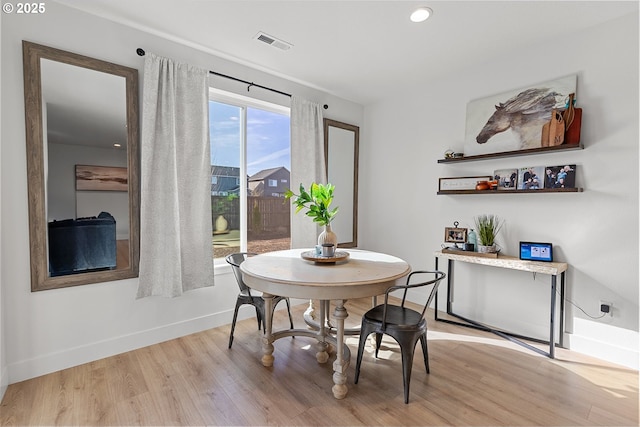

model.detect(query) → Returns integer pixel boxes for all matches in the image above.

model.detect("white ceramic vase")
[215,214,228,232]
[318,223,338,247]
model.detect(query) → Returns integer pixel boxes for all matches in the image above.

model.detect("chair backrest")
[225,252,257,294]
[383,270,446,324]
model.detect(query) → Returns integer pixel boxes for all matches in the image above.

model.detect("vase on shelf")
[318,223,337,247]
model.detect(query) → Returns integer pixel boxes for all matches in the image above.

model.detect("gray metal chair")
[354,270,446,403]
[225,252,294,348]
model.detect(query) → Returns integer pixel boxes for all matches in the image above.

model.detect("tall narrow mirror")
[23,41,139,291]
[324,119,359,248]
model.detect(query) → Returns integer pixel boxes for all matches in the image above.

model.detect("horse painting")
[463,75,576,156]
[476,88,562,149]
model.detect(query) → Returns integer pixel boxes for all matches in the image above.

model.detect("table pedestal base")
[263,294,351,399]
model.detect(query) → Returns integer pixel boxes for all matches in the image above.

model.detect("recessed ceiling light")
[410,7,432,23]
[113,143,122,148]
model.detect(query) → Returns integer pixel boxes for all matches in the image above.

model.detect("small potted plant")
[285,182,339,245]
[474,214,504,253]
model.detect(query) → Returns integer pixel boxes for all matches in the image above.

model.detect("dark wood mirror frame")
[23,41,140,291]
[324,118,359,248]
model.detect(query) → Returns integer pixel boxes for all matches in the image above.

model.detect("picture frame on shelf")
[544,164,576,189]
[444,227,468,243]
[493,168,518,190]
[517,166,545,190]
[439,176,492,192]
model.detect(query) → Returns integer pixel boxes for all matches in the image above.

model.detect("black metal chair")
[354,270,446,403]
[225,252,294,348]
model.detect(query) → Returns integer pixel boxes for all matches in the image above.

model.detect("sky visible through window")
[209,101,290,177]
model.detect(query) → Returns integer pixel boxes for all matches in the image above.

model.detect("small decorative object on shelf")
[285,182,339,246]
[475,181,490,191]
[541,108,565,147]
[467,229,477,252]
[474,214,504,253]
[439,176,492,192]
[494,169,518,190]
[545,164,576,189]
[444,149,464,159]
[517,166,546,190]
[444,221,474,250]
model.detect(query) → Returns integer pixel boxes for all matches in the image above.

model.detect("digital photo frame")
[519,241,553,262]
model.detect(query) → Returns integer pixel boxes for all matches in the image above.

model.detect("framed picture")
[517,166,546,190]
[544,164,576,189]
[75,165,128,191]
[444,227,467,243]
[493,168,518,190]
[439,176,492,191]
[464,74,577,156]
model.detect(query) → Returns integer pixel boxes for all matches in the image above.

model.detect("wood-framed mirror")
[324,118,359,248]
[23,41,140,291]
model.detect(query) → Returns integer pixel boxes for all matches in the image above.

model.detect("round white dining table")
[240,248,411,399]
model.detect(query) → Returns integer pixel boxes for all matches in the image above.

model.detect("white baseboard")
[0,365,8,403]
[566,317,639,370]
[566,333,639,370]
[7,299,307,384]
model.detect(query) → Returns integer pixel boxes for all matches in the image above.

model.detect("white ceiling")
[54,0,638,105]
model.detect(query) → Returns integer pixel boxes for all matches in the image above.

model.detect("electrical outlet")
[600,300,613,317]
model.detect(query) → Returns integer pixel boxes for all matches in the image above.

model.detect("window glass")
[209,94,291,262]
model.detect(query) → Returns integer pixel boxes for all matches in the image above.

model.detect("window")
[209,89,291,263]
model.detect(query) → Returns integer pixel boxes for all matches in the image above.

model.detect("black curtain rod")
[137,48,328,109]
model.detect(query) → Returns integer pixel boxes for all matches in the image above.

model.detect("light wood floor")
[1,298,637,426]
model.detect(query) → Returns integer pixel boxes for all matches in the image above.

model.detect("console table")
[434,250,567,358]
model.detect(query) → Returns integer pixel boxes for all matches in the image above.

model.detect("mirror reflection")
[23,41,139,291]
[324,119,359,248]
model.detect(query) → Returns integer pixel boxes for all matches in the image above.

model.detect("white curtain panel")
[137,53,214,298]
[290,96,326,249]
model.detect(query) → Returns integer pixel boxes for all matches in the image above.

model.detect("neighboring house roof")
[211,165,240,177]
[248,166,289,182]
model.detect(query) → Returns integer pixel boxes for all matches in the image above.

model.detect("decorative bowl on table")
[301,250,350,264]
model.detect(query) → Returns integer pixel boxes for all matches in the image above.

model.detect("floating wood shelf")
[437,143,583,163]
[437,187,583,195]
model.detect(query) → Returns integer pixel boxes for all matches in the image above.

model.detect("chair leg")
[420,334,430,374]
[374,333,383,358]
[255,306,263,331]
[285,298,294,329]
[400,341,417,404]
[228,300,242,348]
[354,324,370,384]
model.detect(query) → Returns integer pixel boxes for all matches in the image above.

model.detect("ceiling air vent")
[254,32,293,51]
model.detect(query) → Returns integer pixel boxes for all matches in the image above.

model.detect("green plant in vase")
[474,214,504,253]
[285,182,339,246]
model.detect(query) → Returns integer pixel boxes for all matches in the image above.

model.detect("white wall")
[0,1,363,388]
[360,13,639,368]
[0,1,6,401]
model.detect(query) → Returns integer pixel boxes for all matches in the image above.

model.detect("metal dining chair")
[225,252,294,348]
[354,270,446,403]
